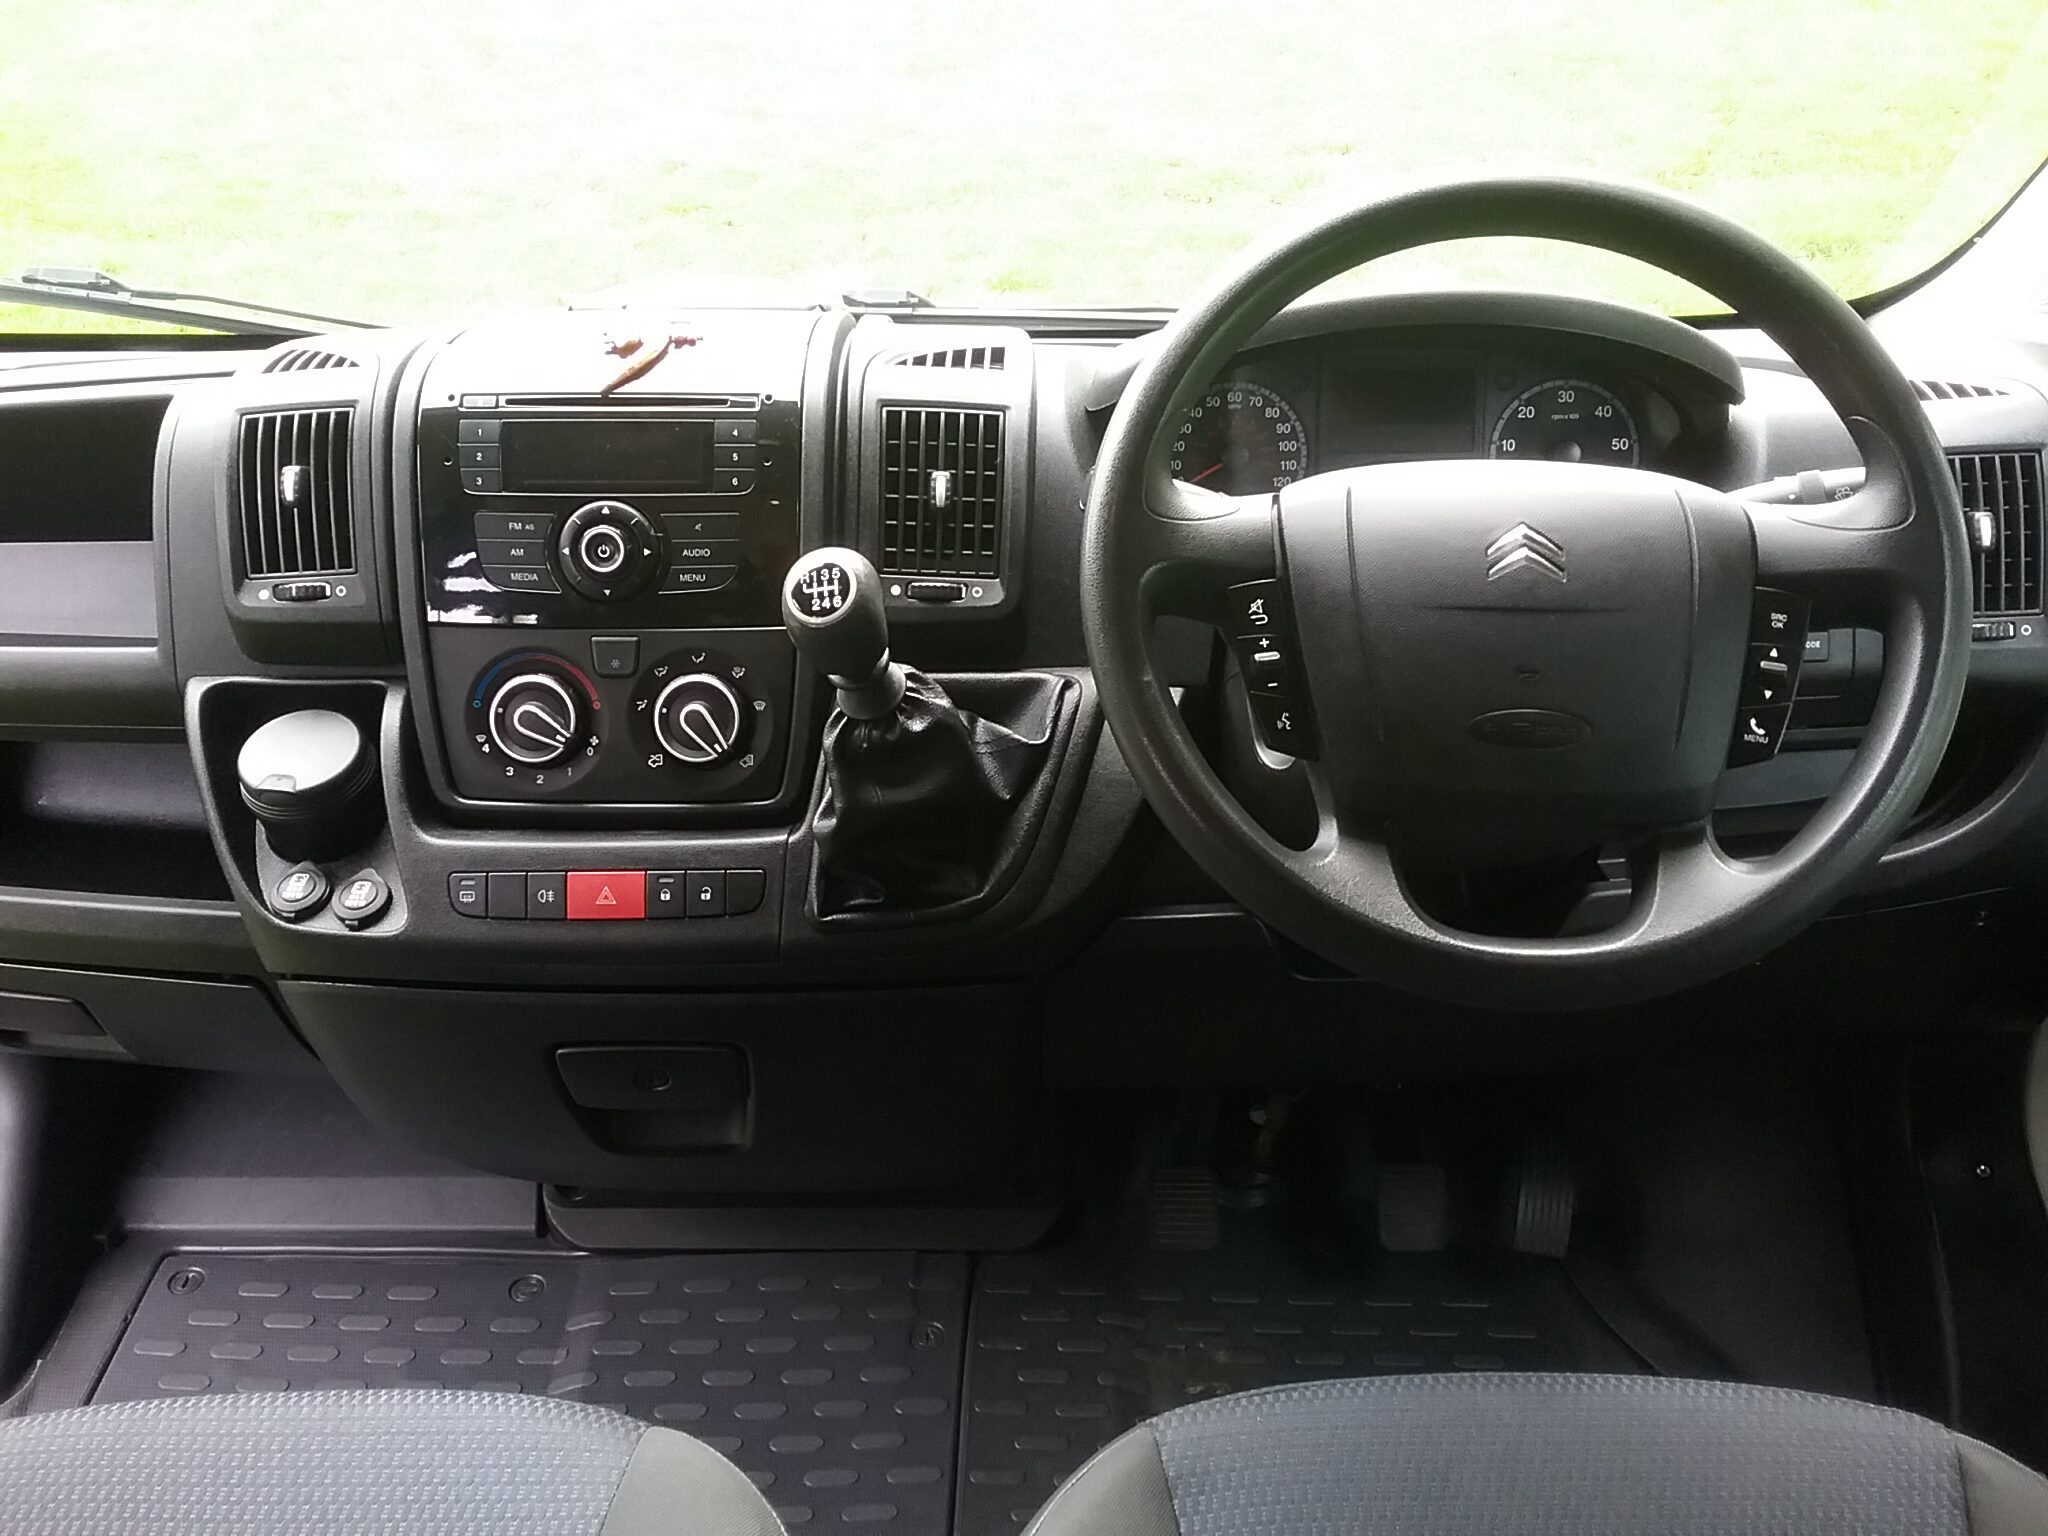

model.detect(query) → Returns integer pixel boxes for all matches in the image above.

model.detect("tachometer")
[1167,385,1307,494]
[1490,380,1639,467]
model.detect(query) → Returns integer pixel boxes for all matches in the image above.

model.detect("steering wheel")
[1082,176,1973,1010]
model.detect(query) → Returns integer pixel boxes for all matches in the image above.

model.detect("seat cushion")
[0,1389,784,1536]
[1026,1373,2048,1536]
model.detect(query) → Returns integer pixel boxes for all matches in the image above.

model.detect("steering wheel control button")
[589,636,640,678]
[647,871,688,917]
[727,868,767,916]
[270,864,330,922]
[1749,588,1810,644]
[333,869,391,931]
[567,870,646,920]
[485,871,528,920]
[686,871,728,918]
[527,871,566,920]
[1729,704,1792,767]
[448,871,487,918]
[1243,636,1294,693]
[1742,642,1799,705]
[1250,696,1318,759]
[1225,579,1291,639]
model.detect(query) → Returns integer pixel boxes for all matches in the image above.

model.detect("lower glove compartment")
[280,979,1045,1196]
[0,962,310,1072]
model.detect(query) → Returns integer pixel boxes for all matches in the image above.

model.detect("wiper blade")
[4,266,376,335]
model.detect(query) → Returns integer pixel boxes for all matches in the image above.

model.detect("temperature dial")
[653,674,745,766]
[487,672,585,766]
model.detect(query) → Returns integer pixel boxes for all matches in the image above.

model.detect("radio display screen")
[501,418,714,492]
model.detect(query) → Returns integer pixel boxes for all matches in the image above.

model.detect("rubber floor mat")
[98,1251,967,1534]
[956,1250,1643,1534]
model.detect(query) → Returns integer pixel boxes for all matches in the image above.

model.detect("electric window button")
[715,418,758,444]
[726,868,767,916]
[1749,588,1809,644]
[527,871,566,920]
[1249,695,1317,758]
[590,636,640,677]
[1728,703,1793,766]
[457,419,502,444]
[647,871,689,917]
[686,870,728,918]
[485,871,528,920]
[457,443,502,471]
[448,871,487,918]
[475,512,554,541]
[334,869,391,931]
[462,469,503,494]
[271,864,330,922]
[567,870,646,920]
[1225,579,1290,640]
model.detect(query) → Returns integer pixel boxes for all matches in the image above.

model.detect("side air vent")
[1914,379,2008,402]
[237,408,356,579]
[878,406,1005,578]
[262,346,360,374]
[888,344,1007,371]
[1953,451,2043,615]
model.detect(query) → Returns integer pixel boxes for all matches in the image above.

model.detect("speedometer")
[1490,380,1639,468]
[1166,384,1307,494]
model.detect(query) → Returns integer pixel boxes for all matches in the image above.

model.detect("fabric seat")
[1026,1374,2048,1536]
[0,1389,783,1535]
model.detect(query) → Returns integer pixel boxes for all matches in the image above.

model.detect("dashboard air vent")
[237,408,356,579]
[889,344,1007,371]
[1914,378,2007,402]
[1952,451,2043,615]
[262,346,360,374]
[879,406,1004,579]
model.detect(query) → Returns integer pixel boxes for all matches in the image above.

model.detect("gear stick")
[782,547,1075,919]
[781,548,907,719]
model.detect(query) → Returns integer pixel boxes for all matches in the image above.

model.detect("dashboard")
[0,286,2045,1191]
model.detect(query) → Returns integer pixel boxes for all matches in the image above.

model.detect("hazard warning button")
[566,870,647,921]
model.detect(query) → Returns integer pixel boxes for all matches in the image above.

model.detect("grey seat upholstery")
[1027,1374,2048,1536]
[0,1389,784,1535]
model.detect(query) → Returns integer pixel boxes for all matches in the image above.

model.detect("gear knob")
[782,547,907,718]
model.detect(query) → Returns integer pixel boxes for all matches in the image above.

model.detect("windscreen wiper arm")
[4,266,376,335]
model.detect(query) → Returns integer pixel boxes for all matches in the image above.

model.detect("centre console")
[406,309,838,815]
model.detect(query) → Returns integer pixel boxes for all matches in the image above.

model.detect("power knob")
[558,500,662,601]
[653,674,745,767]
[487,672,585,766]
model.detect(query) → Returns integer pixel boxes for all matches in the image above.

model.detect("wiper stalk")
[6,266,376,335]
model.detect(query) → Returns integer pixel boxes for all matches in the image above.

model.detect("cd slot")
[497,393,761,412]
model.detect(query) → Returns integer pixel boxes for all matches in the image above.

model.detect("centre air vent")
[878,406,1005,579]
[1952,451,2043,615]
[886,344,1007,371]
[237,408,356,579]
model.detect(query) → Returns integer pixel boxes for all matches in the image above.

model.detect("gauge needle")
[1190,463,1225,485]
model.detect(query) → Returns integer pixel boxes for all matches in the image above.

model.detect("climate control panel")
[428,626,794,807]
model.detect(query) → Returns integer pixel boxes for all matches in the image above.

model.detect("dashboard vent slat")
[262,345,359,374]
[237,407,356,580]
[879,405,1004,579]
[1914,378,2008,402]
[1952,450,2043,616]
[887,345,1007,371]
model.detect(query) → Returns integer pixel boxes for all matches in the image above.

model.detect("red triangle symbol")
[596,885,617,906]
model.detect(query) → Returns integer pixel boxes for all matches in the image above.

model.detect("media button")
[481,563,561,593]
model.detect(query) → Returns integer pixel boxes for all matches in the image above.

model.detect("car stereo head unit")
[411,310,816,632]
